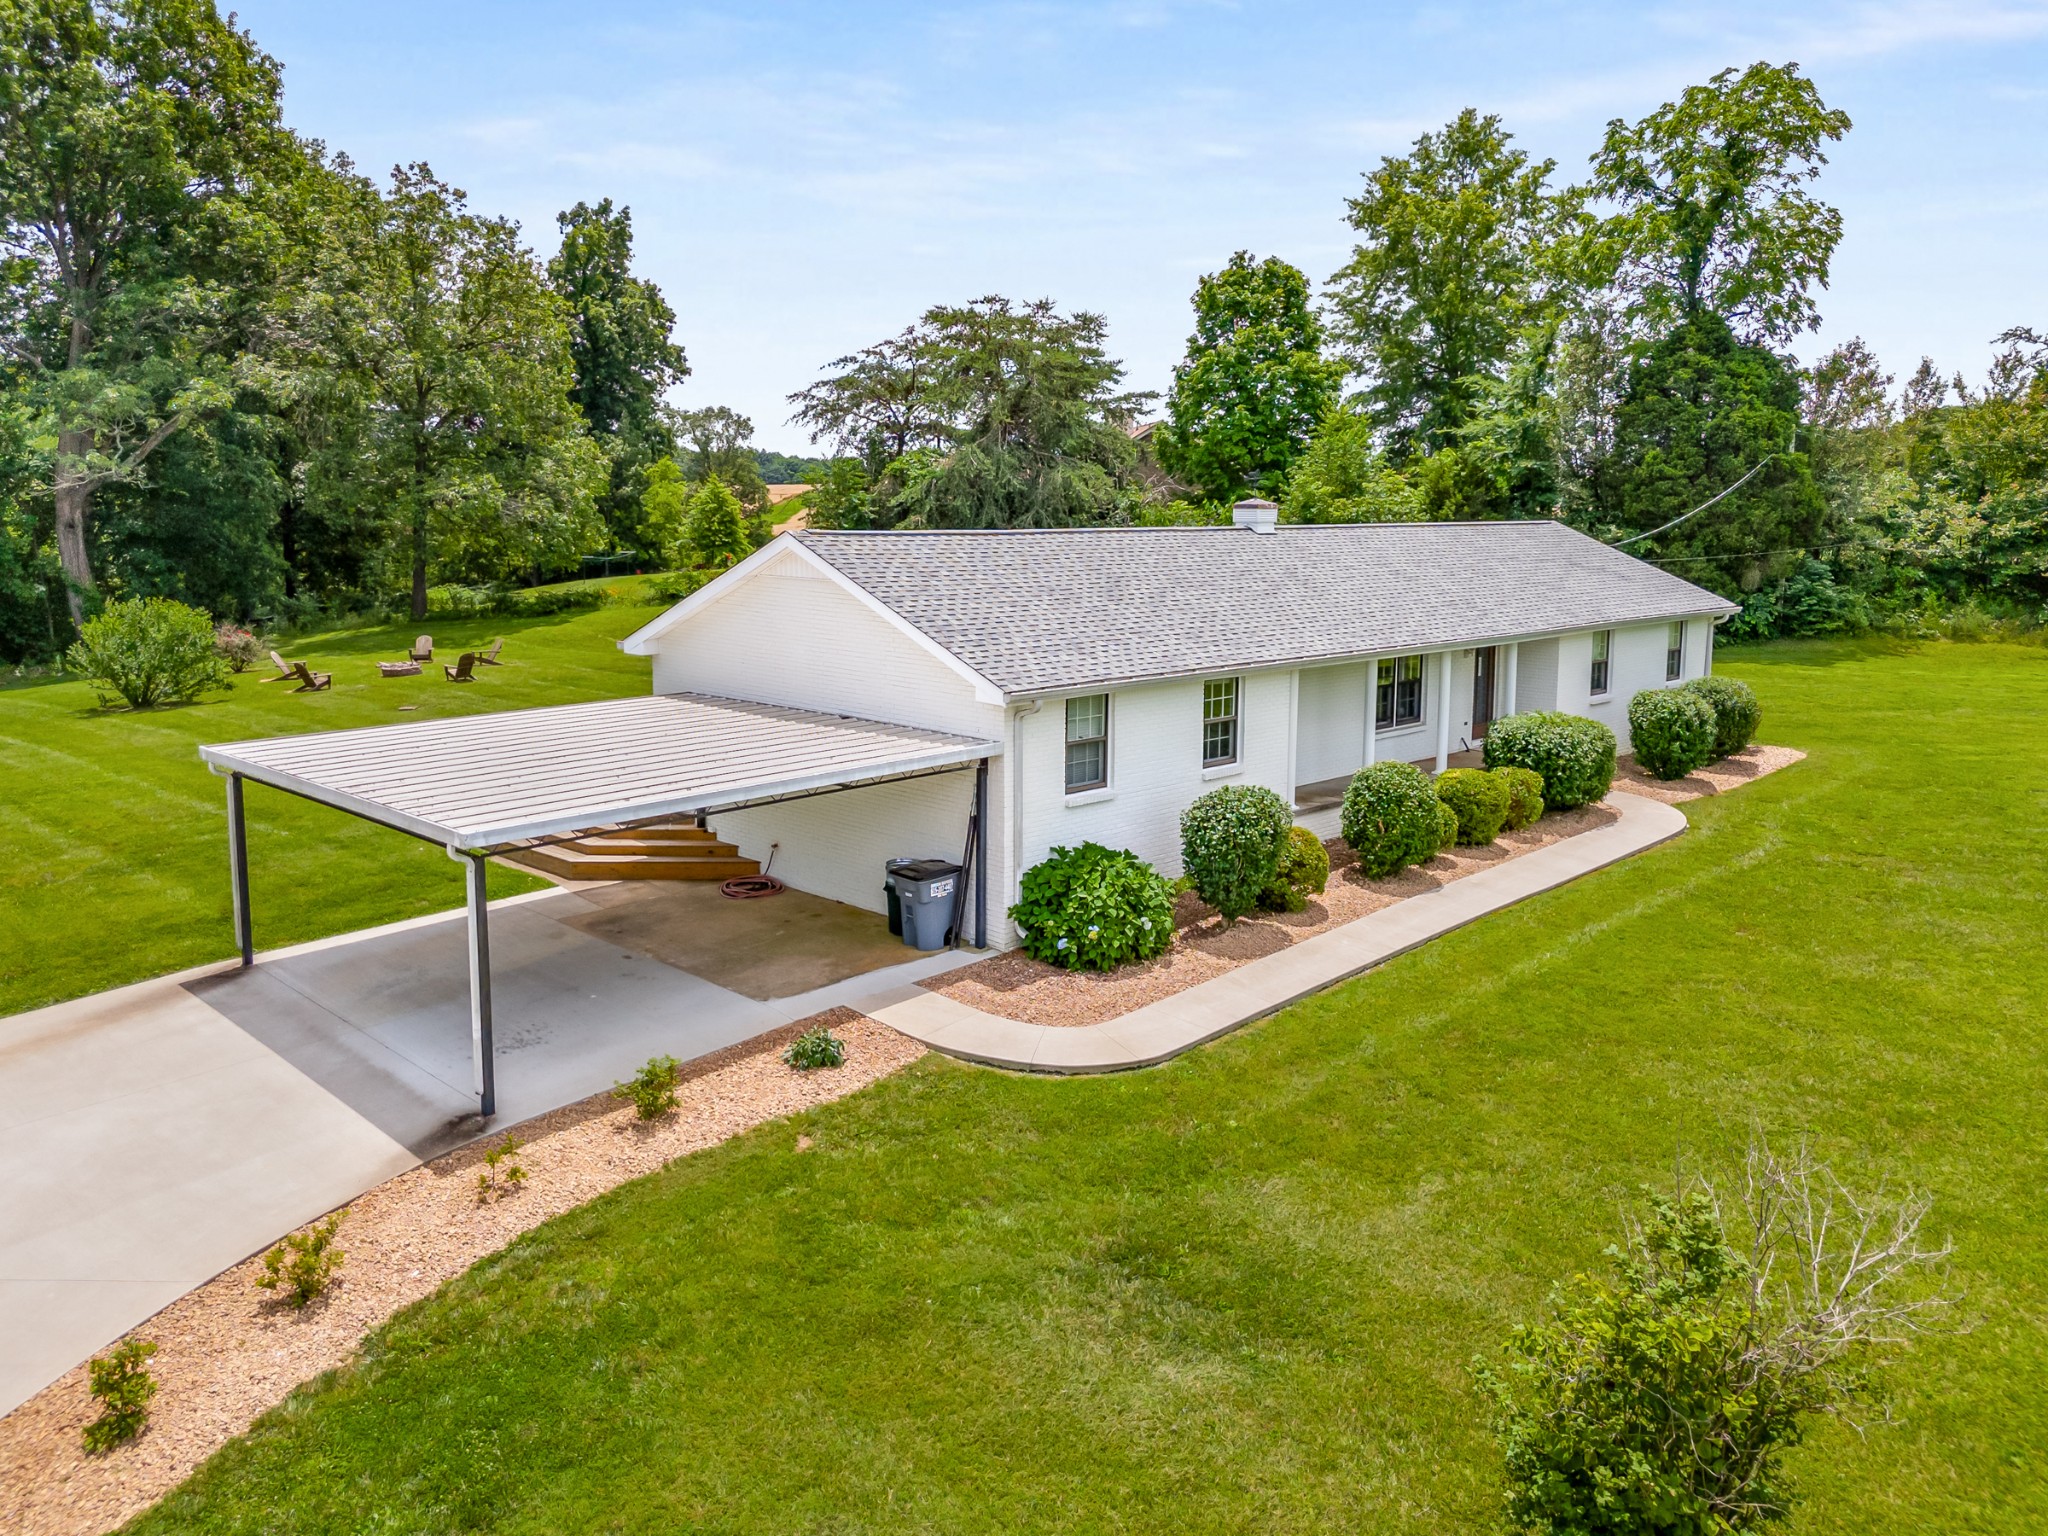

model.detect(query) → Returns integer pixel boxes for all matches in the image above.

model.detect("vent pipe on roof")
[1232,498,1279,534]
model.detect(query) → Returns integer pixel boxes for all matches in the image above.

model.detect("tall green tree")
[684,474,748,568]
[1590,61,1851,343]
[291,164,606,617]
[789,325,952,462]
[0,0,290,621]
[1155,252,1342,500]
[548,198,688,547]
[1587,312,1824,594]
[671,404,766,511]
[1326,109,1559,456]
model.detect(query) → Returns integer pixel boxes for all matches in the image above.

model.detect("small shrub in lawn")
[67,597,230,708]
[475,1135,527,1203]
[1434,799,1460,853]
[1628,687,1717,780]
[614,1054,683,1120]
[1260,825,1331,913]
[212,623,265,672]
[82,1338,157,1454]
[1179,783,1291,924]
[257,1210,346,1307]
[1340,761,1443,877]
[1681,675,1763,758]
[1483,712,1617,809]
[1010,842,1175,971]
[1497,766,1545,830]
[782,1025,846,1071]
[1435,767,1510,845]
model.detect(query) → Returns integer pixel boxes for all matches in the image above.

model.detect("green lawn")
[117,640,2047,1534]
[0,602,662,1017]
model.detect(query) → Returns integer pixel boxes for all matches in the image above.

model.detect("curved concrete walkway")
[865,791,1687,1072]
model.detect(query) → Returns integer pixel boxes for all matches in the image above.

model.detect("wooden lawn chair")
[260,649,296,682]
[408,635,434,663]
[443,652,478,683]
[288,661,332,692]
[475,637,504,666]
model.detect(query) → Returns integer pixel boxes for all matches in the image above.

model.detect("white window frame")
[1376,654,1425,730]
[1201,677,1241,769]
[1589,630,1612,697]
[1665,621,1685,682]
[1063,693,1109,795]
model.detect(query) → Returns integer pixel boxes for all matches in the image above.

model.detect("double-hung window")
[1590,630,1612,696]
[1064,694,1108,793]
[1666,621,1685,681]
[1202,678,1240,768]
[1376,654,1424,729]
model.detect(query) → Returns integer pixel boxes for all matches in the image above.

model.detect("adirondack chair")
[287,661,332,692]
[475,637,504,666]
[260,649,296,682]
[408,635,434,663]
[443,652,478,683]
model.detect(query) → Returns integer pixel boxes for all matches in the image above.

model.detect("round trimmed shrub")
[1483,712,1617,809]
[1435,767,1510,845]
[1628,688,1717,780]
[67,597,231,709]
[1180,783,1291,923]
[1260,825,1331,913]
[1009,842,1175,972]
[1680,675,1762,758]
[1341,760,1443,878]
[1497,766,1545,830]
[1434,800,1460,853]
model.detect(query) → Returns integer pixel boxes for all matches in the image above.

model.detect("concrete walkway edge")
[863,791,1688,1073]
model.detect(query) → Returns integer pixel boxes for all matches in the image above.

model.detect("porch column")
[1434,650,1454,773]
[226,772,253,967]
[1504,642,1519,717]
[1362,656,1378,766]
[458,849,497,1118]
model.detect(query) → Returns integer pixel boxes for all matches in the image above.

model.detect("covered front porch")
[199,692,1001,1121]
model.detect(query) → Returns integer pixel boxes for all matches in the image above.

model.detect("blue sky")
[236,1,2048,450]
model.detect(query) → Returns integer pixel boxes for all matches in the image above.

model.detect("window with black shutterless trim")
[1666,621,1685,681]
[1590,630,1612,695]
[1064,694,1108,792]
[1202,677,1240,767]
[1376,654,1424,728]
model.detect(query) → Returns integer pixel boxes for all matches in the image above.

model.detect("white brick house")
[620,511,1738,949]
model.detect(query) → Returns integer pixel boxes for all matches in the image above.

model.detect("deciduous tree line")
[786,62,2043,636]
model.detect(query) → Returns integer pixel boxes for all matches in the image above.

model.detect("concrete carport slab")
[0,886,968,1418]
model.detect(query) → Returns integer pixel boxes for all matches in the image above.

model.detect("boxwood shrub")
[1010,842,1175,971]
[1180,784,1292,923]
[1497,765,1545,830]
[1627,688,1717,780]
[1260,825,1331,913]
[1483,712,1617,809]
[1341,760,1443,877]
[1435,767,1510,845]
[1434,800,1460,853]
[1680,675,1762,758]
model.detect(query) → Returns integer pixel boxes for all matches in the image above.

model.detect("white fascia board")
[620,536,1008,706]
[201,736,1004,852]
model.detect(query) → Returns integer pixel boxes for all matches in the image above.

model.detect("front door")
[1472,646,1497,739]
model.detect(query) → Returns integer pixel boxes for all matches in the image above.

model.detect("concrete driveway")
[0,886,963,1417]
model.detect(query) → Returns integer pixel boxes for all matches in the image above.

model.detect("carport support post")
[460,850,496,1118]
[974,757,989,949]
[226,772,253,966]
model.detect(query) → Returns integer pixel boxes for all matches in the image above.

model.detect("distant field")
[0,602,664,1017]
[117,640,2048,1534]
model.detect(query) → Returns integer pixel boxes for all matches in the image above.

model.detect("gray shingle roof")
[797,522,1739,695]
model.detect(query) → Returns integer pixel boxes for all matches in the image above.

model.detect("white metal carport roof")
[198,692,1000,1122]
[199,691,1001,850]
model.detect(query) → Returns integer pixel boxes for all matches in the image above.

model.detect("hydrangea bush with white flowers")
[1009,841,1176,971]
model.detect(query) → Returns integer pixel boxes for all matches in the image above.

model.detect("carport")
[199,693,1000,1118]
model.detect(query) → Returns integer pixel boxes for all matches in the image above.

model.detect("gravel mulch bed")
[1612,743,1805,804]
[925,804,1622,1028]
[0,1009,921,1536]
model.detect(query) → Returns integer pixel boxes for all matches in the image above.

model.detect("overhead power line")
[1610,453,1779,547]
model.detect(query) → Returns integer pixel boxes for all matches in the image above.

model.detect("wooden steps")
[503,821,761,883]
